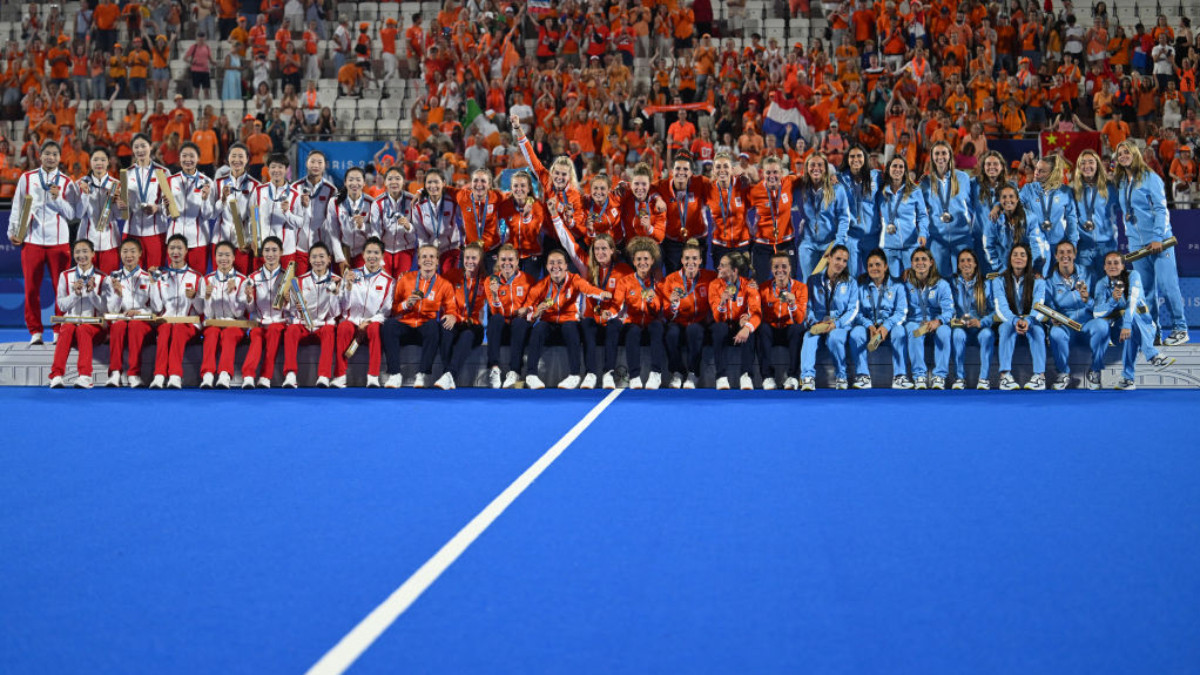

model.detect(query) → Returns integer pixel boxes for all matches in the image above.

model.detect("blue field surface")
[3,389,1200,674]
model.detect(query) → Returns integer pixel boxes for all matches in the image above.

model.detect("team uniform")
[497,194,552,277]
[410,196,465,275]
[212,170,263,273]
[793,183,852,280]
[1070,184,1118,280]
[903,275,955,388]
[991,272,1048,390]
[708,274,761,388]
[608,272,667,387]
[200,268,249,386]
[747,175,800,282]
[840,170,882,275]
[849,277,908,388]
[383,271,456,386]
[1045,267,1107,389]
[331,192,379,268]
[970,179,1014,275]
[982,212,1027,274]
[484,269,535,386]
[284,270,344,386]
[756,278,809,389]
[920,169,974,274]
[10,167,76,338]
[659,268,718,387]
[1116,170,1189,343]
[581,260,634,387]
[949,274,996,389]
[439,270,490,388]
[704,177,752,269]
[1090,271,1171,387]
[1020,180,1078,275]
[655,177,710,273]
[290,175,341,274]
[150,265,205,386]
[123,162,171,268]
[241,264,291,386]
[49,266,106,386]
[523,274,607,388]
[76,173,122,273]
[373,191,418,277]
[168,170,217,272]
[875,184,929,278]
[336,265,394,386]
[800,272,860,388]
[105,265,155,385]
[252,181,308,268]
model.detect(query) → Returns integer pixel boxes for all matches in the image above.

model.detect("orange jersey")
[704,176,752,248]
[612,272,663,325]
[758,278,809,328]
[653,177,710,242]
[450,271,489,324]
[454,187,503,250]
[708,276,762,329]
[485,271,535,319]
[659,270,719,325]
[525,274,606,324]
[518,136,587,237]
[616,191,667,245]
[391,271,456,326]
[588,261,634,319]
[746,176,800,246]
[581,193,627,251]
[497,195,551,259]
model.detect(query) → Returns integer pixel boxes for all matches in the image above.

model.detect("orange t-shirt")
[94,4,121,30]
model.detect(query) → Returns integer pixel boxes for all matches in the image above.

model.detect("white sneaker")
[1164,330,1189,346]
[413,373,427,388]
[559,374,582,389]
[1085,371,1101,390]
[852,375,872,390]
[49,375,64,388]
[762,377,777,391]
[800,377,816,391]
[283,372,298,389]
[581,373,597,389]
[1024,374,1046,391]
[1116,377,1137,391]
[434,372,455,390]
[834,377,848,390]
[488,366,502,389]
[684,373,699,389]
[998,373,1018,391]
[167,375,183,389]
[150,375,166,389]
[502,371,520,388]
[783,376,799,390]
[951,379,964,390]
[740,373,754,390]
[645,372,662,390]
[367,375,382,388]
[525,374,546,390]
[602,371,616,389]
[258,376,272,389]
[715,376,730,390]
[315,376,330,388]
[331,375,347,389]
[105,371,121,388]
[128,375,144,388]
[1052,373,1070,390]
[669,372,683,389]
[1151,354,1176,369]
[241,377,255,389]
[200,372,214,389]
[893,375,913,390]
[628,376,643,389]
[930,376,945,390]
[30,333,43,345]
[976,378,990,390]
[913,376,928,390]
[217,372,232,389]
[75,375,93,389]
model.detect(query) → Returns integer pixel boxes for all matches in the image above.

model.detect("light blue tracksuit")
[1020,181,1078,276]
[982,212,1027,275]
[992,274,1048,374]
[801,273,860,379]
[1070,185,1119,280]
[970,179,1014,275]
[840,170,882,276]
[1045,268,1108,375]
[1090,271,1163,380]
[1116,171,1188,334]
[794,184,852,280]
[904,277,954,378]
[920,169,974,275]
[876,184,930,279]
[849,278,908,378]
[950,275,996,382]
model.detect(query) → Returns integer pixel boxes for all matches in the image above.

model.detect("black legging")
[710,320,756,378]
[580,316,618,376]
[525,321,583,377]
[440,323,484,380]
[382,318,440,376]
[664,321,707,375]
[756,324,805,379]
[485,314,531,373]
[606,320,666,378]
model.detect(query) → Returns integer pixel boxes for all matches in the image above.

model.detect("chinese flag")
[1040,131,1102,164]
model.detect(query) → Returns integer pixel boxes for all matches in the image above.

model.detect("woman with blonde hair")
[902,247,955,390]
[1019,153,1078,275]
[1068,149,1118,279]
[793,152,851,279]
[1112,140,1189,345]
[606,236,667,389]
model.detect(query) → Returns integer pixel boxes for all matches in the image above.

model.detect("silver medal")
[941,212,953,223]
[887,223,897,235]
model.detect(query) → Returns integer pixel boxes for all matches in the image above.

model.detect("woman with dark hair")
[838,145,882,276]
[902,247,954,390]
[876,155,929,278]
[199,240,248,389]
[521,249,611,389]
[436,242,489,390]
[283,242,343,388]
[992,243,1047,391]
[949,249,996,390]
[971,150,1012,275]
[800,244,858,391]
[382,244,457,389]
[1088,251,1175,390]
[149,234,205,389]
[485,244,536,389]
[756,251,809,390]
[48,240,106,389]
[336,237,393,388]
[849,248,908,390]
[983,185,1028,274]
[119,133,170,268]
[411,168,465,275]
[708,250,761,390]
[580,234,632,389]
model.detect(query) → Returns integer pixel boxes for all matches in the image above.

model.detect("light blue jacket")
[991,274,1047,323]
[1070,184,1118,252]
[855,278,907,332]
[982,212,1027,273]
[970,178,1014,234]
[794,183,851,247]
[920,169,974,243]
[1116,172,1172,249]
[876,183,929,251]
[1046,267,1095,324]
[904,277,955,324]
[1020,182,1078,262]
[950,275,996,328]
[806,273,860,329]
[1093,271,1152,330]
[839,170,882,241]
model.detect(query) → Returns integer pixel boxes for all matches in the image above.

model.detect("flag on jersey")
[1040,131,1102,164]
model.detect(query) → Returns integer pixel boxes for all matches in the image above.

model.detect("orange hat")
[359,22,369,30]
[1182,145,1193,152]
[243,113,255,122]
[57,35,69,44]
[385,17,397,25]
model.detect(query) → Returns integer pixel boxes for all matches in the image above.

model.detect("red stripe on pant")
[133,234,167,269]
[242,323,286,381]
[154,323,198,377]
[284,323,335,378]
[50,323,103,378]
[336,321,382,377]
[108,319,152,375]
[201,325,244,375]
[21,242,71,335]
[386,249,414,278]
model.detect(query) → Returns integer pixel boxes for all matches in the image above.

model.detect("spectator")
[185,33,214,100]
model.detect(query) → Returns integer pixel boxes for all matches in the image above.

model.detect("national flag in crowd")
[762,98,809,145]
[1039,131,1102,164]
[462,99,501,149]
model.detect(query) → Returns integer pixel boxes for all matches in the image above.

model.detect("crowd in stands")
[0,0,1198,204]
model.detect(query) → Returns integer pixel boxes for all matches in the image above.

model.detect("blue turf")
[354,391,1200,675]
[0,389,606,674]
